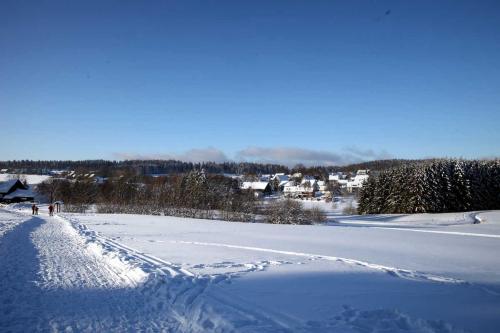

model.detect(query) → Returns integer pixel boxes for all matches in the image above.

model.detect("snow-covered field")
[2,204,500,332]
[0,173,51,185]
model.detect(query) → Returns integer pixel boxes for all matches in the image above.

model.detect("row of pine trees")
[358,159,500,214]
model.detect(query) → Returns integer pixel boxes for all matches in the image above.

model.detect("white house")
[328,173,341,182]
[241,181,272,197]
[271,173,290,192]
[329,172,349,187]
[317,180,328,192]
[284,177,319,198]
[283,181,300,197]
[346,170,370,192]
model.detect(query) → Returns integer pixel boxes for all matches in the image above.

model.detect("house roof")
[301,177,317,185]
[259,175,271,181]
[241,181,270,191]
[3,187,35,200]
[273,174,290,182]
[0,179,24,194]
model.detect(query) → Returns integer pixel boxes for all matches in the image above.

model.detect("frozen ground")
[1,205,500,332]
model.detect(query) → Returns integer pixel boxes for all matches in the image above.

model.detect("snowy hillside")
[1,205,500,332]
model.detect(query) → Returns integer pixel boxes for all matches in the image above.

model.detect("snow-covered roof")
[273,174,290,182]
[241,181,270,191]
[0,180,21,194]
[329,174,339,181]
[301,176,317,185]
[223,173,243,179]
[3,187,35,200]
[259,175,271,181]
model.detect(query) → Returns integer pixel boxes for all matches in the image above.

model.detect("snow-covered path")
[0,211,166,332]
[0,210,292,332]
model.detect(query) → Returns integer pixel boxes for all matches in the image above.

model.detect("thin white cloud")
[114,147,229,163]
[115,146,392,166]
[236,146,392,166]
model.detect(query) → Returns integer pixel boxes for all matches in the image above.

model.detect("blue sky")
[1,0,499,165]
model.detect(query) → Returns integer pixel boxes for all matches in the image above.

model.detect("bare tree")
[37,179,62,203]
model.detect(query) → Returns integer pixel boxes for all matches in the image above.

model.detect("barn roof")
[3,187,35,200]
[0,179,23,194]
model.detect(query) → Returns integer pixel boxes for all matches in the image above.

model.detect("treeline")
[0,159,288,176]
[38,171,257,221]
[0,158,416,178]
[333,159,420,173]
[37,171,328,224]
[290,159,418,180]
[358,159,500,214]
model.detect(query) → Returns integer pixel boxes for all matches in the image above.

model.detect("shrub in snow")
[304,206,327,223]
[265,199,310,225]
[342,203,358,215]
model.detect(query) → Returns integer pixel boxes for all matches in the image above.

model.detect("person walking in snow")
[32,204,36,215]
[48,204,54,216]
[35,206,39,215]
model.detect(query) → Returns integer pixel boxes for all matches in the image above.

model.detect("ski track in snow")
[371,227,500,239]
[171,241,468,285]
[0,208,473,332]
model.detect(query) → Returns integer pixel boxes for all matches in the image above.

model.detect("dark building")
[0,179,34,203]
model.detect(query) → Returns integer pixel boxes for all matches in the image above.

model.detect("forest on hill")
[358,159,500,214]
[0,158,416,178]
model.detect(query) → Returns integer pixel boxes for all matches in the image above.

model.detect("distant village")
[239,170,370,200]
[0,167,370,204]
